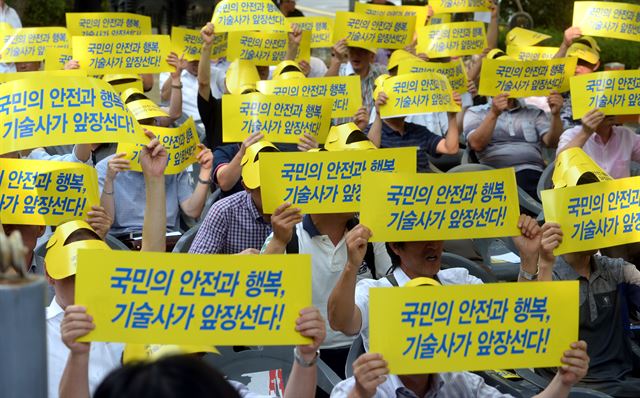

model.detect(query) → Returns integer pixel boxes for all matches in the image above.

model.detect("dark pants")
[515,169,542,201]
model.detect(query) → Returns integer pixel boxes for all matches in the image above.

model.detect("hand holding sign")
[140,130,169,179]
[548,90,564,116]
[346,225,373,270]
[353,353,389,397]
[491,92,510,117]
[295,307,326,363]
[270,202,303,247]
[580,108,606,135]
[61,305,94,355]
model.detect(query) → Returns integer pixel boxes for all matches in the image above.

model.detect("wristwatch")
[519,268,538,281]
[197,176,210,185]
[293,347,319,367]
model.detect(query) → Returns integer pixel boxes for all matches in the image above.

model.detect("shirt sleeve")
[355,280,373,336]
[26,147,92,165]
[462,106,484,140]
[212,144,239,184]
[189,202,228,254]
[95,156,111,193]
[423,128,444,157]
[534,108,551,137]
[631,130,640,163]
[557,126,581,155]
[176,170,194,204]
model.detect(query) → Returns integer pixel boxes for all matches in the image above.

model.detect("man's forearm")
[198,43,213,98]
[467,112,498,152]
[327,263,361,335]
[59,352,90,398]
[284,361,317,398]
[367,117,383,148]
[544,114,563,148]
[141,175,166,252]
[558,128,591,153]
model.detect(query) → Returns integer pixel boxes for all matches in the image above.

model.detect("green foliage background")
[498,0,640,68]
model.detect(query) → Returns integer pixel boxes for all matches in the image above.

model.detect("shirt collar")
[27,253,39,274]
[302,214,322,237]
[46,296,64,320]
[393,267,412,287]
[245,191,264,223]
[391,374,445,398]
[556,256,606,282]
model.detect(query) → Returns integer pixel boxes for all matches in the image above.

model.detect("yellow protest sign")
[541,177,640,255]
[397,58,469,94]
[570,70,640,119]
[430,14,452,25]
[72,35,172,75]
[478,57,577,98]
[505,27,552,46]
[170,26,227,61]
[360,169,520,242]
[212,0,289,33]
[369,281,579,374]
[256,76,361,119]
[429,0,491,14]
[222,93,332,144]
[379,72,461,118]
[417,22,487,58]
[354,3,428,27]
[0,27,69,63]
[333,11,416,52]
[226,31,311,66]
[44,47,73,71]
[75,250,312,346]
[573,1,640,42]
[0,159,100,226]
[0,76,145,155]
[66,12,152,37]
[259,148,417,214]
[117,118,201,175]
[287,17,334,48]
[0,69,86,84]
[506,45,559,61]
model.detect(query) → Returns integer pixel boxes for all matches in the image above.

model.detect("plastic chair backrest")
[447,163,494,173]
[536,162,555,199]
[172,225,200,253]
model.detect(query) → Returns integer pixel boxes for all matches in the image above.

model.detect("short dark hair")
[386,242,405,271]
[94,355,241,398]
[63,228,101,245]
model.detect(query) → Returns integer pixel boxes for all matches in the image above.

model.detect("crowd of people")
[2,0,640,397]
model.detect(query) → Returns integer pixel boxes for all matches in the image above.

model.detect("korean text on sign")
[212,0,289,33]
[333,11,416,51]
[117,117,202,175]
[479,57,577,98]
[222,93,332,144]
[370,281,579,374]
[287,17,334,48]
[570,70,640,119]
[0,159,100,226]
[259,147,417,214]
[573,1,640,43]
[171,26,227,61]
[506,45,559,62]
[226,31,311,66]
[359,169,520,242]
[541,176,640,255]
[429,0,491,14]
[354,3,429,27]
[75,250,312,346]
[257,75,362,119]
[397,58,469,94]
[380,72,461,118]
[417,22,487,58]
[0,76,145,155]
[72,35,172,75]
[44,47,73,71]
[0,27,69,63]
[66,12,152,37]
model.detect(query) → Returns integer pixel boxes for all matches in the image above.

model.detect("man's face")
[257,66,270,81]
[16,61,41,72]
[574,60,599,76]
[47,274,76,309]
[393,240,445,276]
[348,47,374,74]
[186,60,199,76]
[596,115,615,134]
[280,0,296,13]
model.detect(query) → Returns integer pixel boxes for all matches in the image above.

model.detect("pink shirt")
[558,125,640,179]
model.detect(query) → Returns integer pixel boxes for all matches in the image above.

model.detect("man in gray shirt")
[463,92,564,200]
